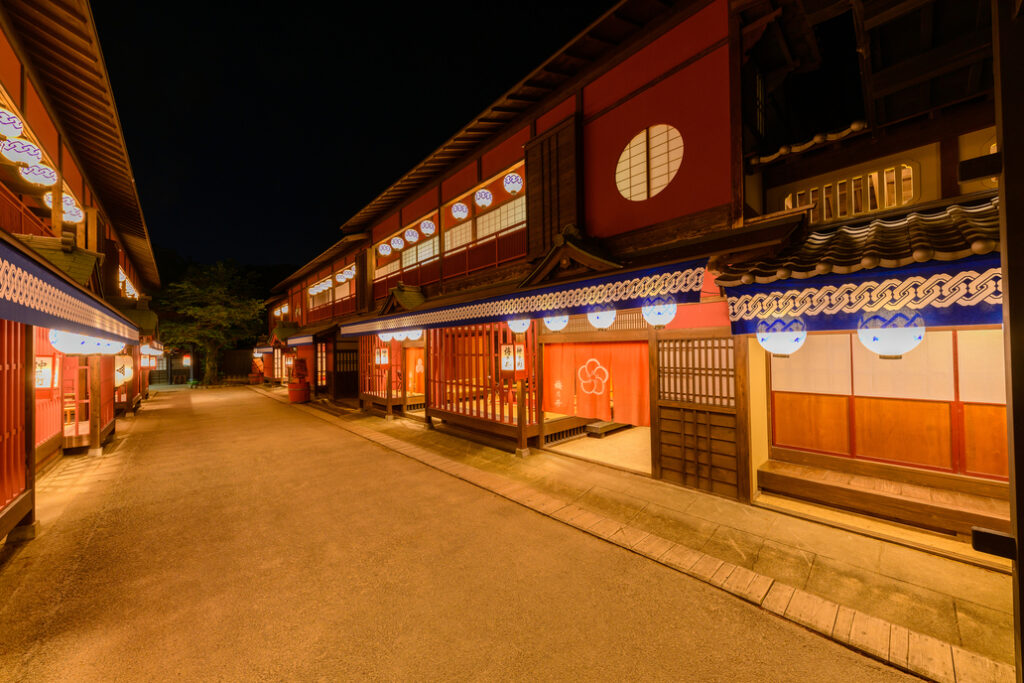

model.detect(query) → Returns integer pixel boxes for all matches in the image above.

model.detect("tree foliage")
[157,262,265,384]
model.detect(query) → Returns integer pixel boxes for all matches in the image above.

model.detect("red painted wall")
[62,146,84,199]
[34,327,61,447]
[370,211,400,242]
[536,96,576,135]
[582,0,728,117]
[295,345,316,382]
[582,44,731,238]
[401,188,438,226]
[25,81,58,162]
[482,126,529,179]
[0,29,20,106]
[442,162,478,202]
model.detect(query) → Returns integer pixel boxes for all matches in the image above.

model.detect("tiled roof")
[716,197,1000,286]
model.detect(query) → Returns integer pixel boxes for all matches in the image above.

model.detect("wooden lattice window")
[615,125,684,201]
[658,337,735,407]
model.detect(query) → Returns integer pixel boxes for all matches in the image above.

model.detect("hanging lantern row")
[502,301,680,335]
[756,310,926,360]
[308,278,332,295]
[273,303,289,317]
[335,265,357,283]
[377,219,439,258]
[43,190,84,224]
[49,329,125,356]
[0,108,58,189]
[377,329,424,342]
[447,172,524,220]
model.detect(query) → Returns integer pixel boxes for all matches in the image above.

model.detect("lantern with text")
[856,311,925,359]
[755,318,808,357]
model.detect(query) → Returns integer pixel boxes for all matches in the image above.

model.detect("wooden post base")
[6,520,37,542]
[515,447,530,458]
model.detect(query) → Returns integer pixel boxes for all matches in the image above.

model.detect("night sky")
[90,2,617,277]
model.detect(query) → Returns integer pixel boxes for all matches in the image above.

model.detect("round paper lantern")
[63,205,84,224]
[114,355,134,386]
[503,173,524,195]
[404,228,420,244]
[406,329,423,341]
[390,236,405,250]
[1,138,41,164]
[857,311,925,359]
[344,266,356,279]
[377,243,392,257]
[451,202,469,220]
[0,109,24,138]
[19,164,57,186]
[587,309,616,330]
[48,329,125,355]
[378,332,393,342]
[507,318,531,334]
[755,318,807,357]
[420,220,436,236]
[543,315,569,332]
[474,189,493,208]
[641,297,677,327]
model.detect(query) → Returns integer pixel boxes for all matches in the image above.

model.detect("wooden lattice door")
[653,335,748,501]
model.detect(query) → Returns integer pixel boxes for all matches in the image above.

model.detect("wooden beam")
[872,29,992,99]
[850,0,877,128]
[862,0,936,30]
[806,1,852,25]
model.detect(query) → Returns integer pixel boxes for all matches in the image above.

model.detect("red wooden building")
[0,1,160,543]
[264,0,1004,540]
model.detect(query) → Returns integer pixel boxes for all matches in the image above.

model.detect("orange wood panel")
[773,392,850,455]
[963,403,1009,478]
[854,397,952,469]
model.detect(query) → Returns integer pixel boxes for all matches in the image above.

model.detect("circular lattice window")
[615,124,684,201]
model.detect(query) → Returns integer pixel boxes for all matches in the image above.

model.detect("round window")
[615,124,684,201]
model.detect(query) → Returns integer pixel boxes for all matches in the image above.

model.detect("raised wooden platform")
[758,460,1010,537]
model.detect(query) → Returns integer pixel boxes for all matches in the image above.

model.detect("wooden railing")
[0,181,53,237]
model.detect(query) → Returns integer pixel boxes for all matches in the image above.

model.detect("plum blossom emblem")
[577,358,609,395]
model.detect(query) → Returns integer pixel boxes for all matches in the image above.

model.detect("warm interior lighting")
[114,355,134,386]
[755,318,808,357]
[543,315,569,332]
[507,318,531,334]
[19,164,57,186]
[49,329,125,355]
[857,311,925,359]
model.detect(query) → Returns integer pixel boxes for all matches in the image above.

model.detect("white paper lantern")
[377,243,392,257]
[474,189,493,208]
[755,318,808,356]
[587,309,616,329]
[378,332,393,342]
[420,220,436,236]
[19,164,57,186]
[857,311,925,359]
[391,331,408,341]
[1,138,40,164]
[543,315,569,332]
[49,329,125,355]
[641,298,677,327]
[0,108,24,138]
[503,173,524,195]
[451,202,469,220]
[390,236,405,250]
[114,355,134,386]
[507,318,531,334]
[406,329,423,341]
[404,228,420,244]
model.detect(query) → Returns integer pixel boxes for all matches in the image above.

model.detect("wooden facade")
[264,0,1007,534]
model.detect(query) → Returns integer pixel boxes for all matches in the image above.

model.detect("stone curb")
[248,386,1014,683]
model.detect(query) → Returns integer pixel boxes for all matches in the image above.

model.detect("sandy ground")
[0,387,914,682]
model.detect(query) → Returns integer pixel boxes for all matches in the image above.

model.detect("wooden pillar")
[88,355,102,455]
[12,323,36,537]
[733,336,752,503]
[384,341,393,421]
[424,330,433,429]
[649,326,661,479]
[515,379,529,457]
[993,1,1024,676]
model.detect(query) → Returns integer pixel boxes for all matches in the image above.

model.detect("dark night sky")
[89,1,616,276]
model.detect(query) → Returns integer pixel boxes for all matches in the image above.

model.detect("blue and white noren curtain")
[339,258,707,336]
[0,238,138,344]
[724,253,1002,335]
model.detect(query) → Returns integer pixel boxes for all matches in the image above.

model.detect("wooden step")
[585,421,629,438]
[758,460,1010,536]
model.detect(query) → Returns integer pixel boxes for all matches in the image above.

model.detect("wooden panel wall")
[853,397,952,469]
[524,116,578,258]
[654,335,745,499]
[773,392,850,455]
[963,403,1008,477]
[1,319,27,509]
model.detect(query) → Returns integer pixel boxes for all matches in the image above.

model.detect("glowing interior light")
[503,173,524,195]
[451,202,469,220]
[140,344,162,356]
[543,315,569,332]
[335,272,345,283]
[856,311,925,359]
[404,228,420,244]
[48,329,125,355]
[406,329,423,340]
[0,108,24,138]
[378,332,393,342]
[507,318,531,334]
[587,309,617,330]
[43,192,78,211]
[378,243,392,257]
[390,236,405,250]
[19,164,57,186]
[641,298,677,327]
[420,220,436,236]
[114,355,134,386]
[391,331,408,341]
[1,138,40,164]
[756,318,808,357]
[474,189,493,208]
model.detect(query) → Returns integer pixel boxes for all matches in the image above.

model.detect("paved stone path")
[0,387,916,681]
